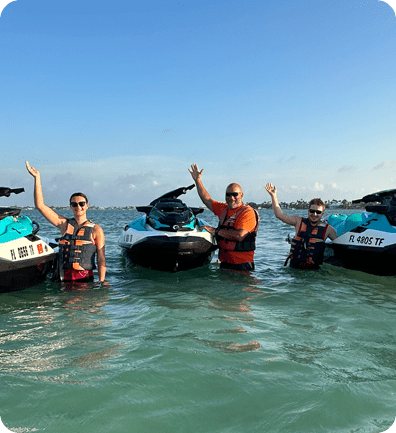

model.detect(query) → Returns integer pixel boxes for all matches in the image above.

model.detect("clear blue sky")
[1,0,395,207]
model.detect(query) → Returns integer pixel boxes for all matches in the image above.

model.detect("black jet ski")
[0,187,58,292]
[118,185,216,272]
[325,188,396,275]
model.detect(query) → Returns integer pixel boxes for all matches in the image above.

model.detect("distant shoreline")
[246,201,365,210]
[13,202,365,211]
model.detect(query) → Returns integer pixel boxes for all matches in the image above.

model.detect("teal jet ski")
[0,187,58,292]
[325,188,396,276]
[118,185,216,272]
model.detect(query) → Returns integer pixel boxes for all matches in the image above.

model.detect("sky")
[1,0,396,207]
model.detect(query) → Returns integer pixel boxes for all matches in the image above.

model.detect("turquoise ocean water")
[1,208,396,432]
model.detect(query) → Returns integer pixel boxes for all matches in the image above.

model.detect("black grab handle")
[32,221,40,235]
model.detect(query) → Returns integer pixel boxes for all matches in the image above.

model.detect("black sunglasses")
[70,201,87,208]
[309,209,323,215]
[226,192,240,197]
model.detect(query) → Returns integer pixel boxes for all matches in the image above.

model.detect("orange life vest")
[285,218,328,269]
[58,219,97,280]
[216,205,259,252]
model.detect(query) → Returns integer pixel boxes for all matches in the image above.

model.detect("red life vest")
[285,218,328,269]
[58,219,97,280]
[216,205,259,252]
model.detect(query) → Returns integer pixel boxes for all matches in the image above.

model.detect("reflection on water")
[0,285,120,380]
[68,342,124,369]
[196,338,261,353]
[215,325,247,334]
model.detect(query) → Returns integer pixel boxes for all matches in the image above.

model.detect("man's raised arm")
[188,164,214,212]
[265,183,300,228]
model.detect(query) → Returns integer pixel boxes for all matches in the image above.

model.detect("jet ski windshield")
[136,184,205,217]
[150,184,195,206]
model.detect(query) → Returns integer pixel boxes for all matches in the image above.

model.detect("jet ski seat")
[327,214,347,236]
[156,200,188,213]
[327,213,363,236]
[344,213,363,233]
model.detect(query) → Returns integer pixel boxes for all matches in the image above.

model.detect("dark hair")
[309,198,325,208]
[69,192,89,204]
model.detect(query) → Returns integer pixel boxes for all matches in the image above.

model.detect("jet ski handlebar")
[0,187,25,198]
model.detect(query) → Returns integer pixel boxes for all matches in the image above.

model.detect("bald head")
[226,183,242,192]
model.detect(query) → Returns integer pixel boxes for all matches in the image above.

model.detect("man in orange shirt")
[189,164,259,271]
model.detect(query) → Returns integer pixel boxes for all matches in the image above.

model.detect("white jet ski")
[325,188,396,275]
[0,187,58,292]
[118,185,216,272]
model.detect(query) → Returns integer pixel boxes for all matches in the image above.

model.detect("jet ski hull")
[325,208,396,276]
[119,228,215,272]
[325,228,396,276]
[0,236,57,292]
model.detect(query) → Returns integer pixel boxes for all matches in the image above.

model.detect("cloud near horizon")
[338,165,356,173]
[2,155,396,207]
[314,182,324,191]
[373,160,396,170]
